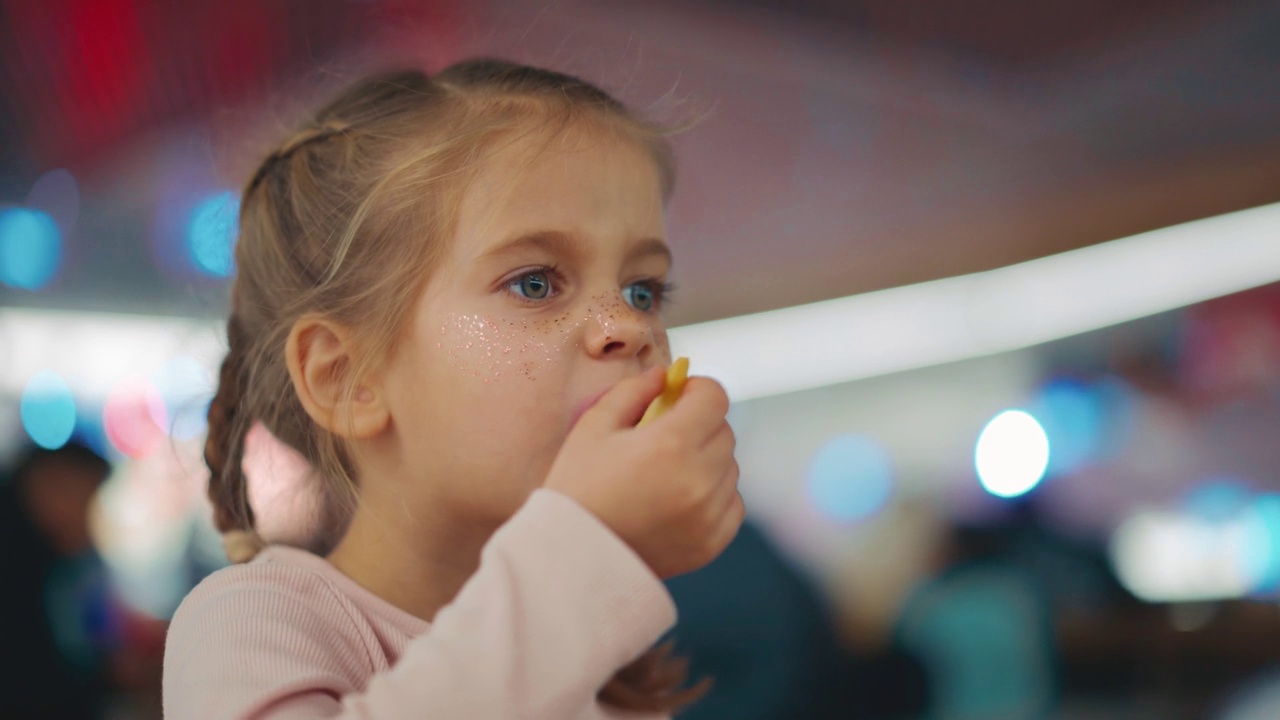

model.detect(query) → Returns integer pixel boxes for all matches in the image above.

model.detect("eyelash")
[503,265,676,312]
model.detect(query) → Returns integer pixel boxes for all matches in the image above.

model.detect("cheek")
[436,311,579,384]
[433,296,667,385]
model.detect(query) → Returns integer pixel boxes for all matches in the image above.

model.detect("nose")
[583,294,656,362]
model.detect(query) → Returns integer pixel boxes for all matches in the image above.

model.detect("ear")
[285,315,390,440]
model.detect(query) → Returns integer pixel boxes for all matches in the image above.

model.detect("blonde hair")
[203,60,705,712]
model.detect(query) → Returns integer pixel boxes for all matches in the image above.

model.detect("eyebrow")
[478,229,673,267]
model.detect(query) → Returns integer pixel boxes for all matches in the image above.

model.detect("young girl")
[162,59,743,719]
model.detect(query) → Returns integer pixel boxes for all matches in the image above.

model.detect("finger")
[583,365,666,430]
[712,458,741,510]
[700,421,736,454]
[661,377,730,436]
[707,490,745,557]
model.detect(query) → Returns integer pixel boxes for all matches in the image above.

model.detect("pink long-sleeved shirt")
[163,489,677,719]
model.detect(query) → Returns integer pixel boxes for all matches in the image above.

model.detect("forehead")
[450,122,667,260]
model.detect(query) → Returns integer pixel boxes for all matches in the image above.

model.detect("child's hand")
[544,365,744,579]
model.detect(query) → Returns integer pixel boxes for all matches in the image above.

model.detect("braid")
[213,61,708,711]
[204,313,264,563]
[245,121,353,196]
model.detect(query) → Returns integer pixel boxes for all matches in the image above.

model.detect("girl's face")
[376,125,673,526]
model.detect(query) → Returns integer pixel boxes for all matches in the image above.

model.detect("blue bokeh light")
[72,407,113,460]
[186,191,238,277]
[20,371,78,449]
[807,434,895,524]
[0,207,62,290]
[1242,494,1280,596]
[1029,376,1137,478]
[1184,478,1253,524]
[1031,380,1103,476]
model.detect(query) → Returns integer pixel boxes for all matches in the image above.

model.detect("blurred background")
[3,0,1280,718]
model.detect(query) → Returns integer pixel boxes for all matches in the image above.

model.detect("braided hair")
[202,60,705,713]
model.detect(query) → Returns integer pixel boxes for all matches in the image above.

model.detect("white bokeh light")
[975,409,1050,498]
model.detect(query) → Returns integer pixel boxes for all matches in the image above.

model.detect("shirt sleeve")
[163,489,677,720]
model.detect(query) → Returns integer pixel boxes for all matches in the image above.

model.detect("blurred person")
[165,60,744,719]
[894,523,1057,720]
[0,440,116,718]
[667,518,927,719]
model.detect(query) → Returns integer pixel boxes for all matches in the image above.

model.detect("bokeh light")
[20,370,77,449]
[1031,379,1103,476]
[1240,493,1280,596]
[0,207,62,290]
[1029,376,1137,478]
[74,405,112,460]
[806,433,895,524]
[150,145,221,280]
[186,190,238,277]
[153,356,214,440]
[1184,478,1253,523]
[103,379,168,458]
[89,444,210,619]
[1089,376,1138,459]
[1111,508,1256,602]
[975,410,1050,499]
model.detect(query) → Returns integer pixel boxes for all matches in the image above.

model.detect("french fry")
[638,357,690,426]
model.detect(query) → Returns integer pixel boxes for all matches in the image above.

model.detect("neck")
[326,487,498,623]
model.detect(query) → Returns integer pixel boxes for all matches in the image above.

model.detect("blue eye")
[510,271,553,300]
[625,281,668,312]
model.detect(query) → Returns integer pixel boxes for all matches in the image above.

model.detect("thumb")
[583,365,667,430]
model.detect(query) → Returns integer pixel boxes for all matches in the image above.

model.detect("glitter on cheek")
[440,312,573,383]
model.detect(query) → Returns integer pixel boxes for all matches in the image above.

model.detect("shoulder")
[164,549,377,696]
[170,546,374,640]
[174,552,334,624]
